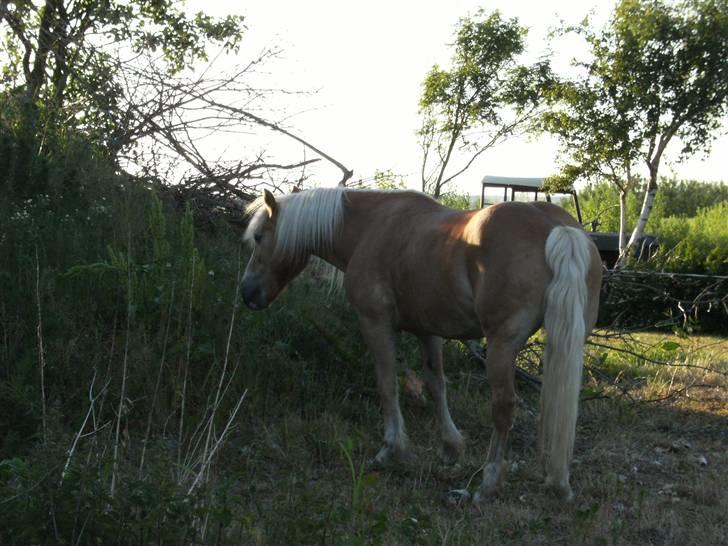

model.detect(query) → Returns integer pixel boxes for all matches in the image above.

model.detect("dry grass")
[223,331,728,545]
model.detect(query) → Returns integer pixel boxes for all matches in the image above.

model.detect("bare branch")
[189,94,353,186]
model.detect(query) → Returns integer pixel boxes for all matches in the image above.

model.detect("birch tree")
[543,0,728,264]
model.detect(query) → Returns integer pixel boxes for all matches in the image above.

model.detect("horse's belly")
[396,301,482,339]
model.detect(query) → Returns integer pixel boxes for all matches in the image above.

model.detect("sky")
[187,0,727,192]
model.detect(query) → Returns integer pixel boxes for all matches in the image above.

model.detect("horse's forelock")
[243,197,267,246]
[243,187,346,259]
[275,187,345,260]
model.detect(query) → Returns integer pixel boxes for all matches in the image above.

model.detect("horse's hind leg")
[473,337,519,503]
[418,335,464,462]
[358,317,412,466]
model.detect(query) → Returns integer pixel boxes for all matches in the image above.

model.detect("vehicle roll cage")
[480,175,583,225]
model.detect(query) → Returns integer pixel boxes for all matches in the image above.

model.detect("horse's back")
[342,193,600,341]
[467,201,600,338]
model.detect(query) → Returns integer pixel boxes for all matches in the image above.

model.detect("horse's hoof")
[446,488,471,506]
[475,463,506,500]
[369,444,415,469]
[544,476,574,503]
[545,483,574,503]
[472,486,499,506]
[439,439,465,465]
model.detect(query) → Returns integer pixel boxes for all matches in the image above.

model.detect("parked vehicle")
[480,176,658,268]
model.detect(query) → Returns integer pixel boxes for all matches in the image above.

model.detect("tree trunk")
[618,188,628,255]
[620,173,657,266]
[432,131,459,198]
[27,0,60,102]
[0,1,10,26]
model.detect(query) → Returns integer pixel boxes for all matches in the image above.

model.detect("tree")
[541,72,640,254]
[0,1,352,208]
[1,0,244,136]
[543,0,728,263]
[418,9,551,198]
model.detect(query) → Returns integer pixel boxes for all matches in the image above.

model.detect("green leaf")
[658,340,681,351]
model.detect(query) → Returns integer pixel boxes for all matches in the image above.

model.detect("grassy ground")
[1,183,725,544]
[210,294,728,545]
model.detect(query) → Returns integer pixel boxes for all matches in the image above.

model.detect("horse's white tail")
[540,225,592,497]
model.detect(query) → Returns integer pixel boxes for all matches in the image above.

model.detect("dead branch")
[188,93,354,186]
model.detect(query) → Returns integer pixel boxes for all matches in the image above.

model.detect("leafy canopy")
[418,9,552,197]
[543,0,728,187]
[0,0,245,145]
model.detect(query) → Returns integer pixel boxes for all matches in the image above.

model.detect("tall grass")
[0,163,265,543]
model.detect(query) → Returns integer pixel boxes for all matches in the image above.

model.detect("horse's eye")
[254,233,263,243]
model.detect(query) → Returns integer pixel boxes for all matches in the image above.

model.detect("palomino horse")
[242,187,601,503]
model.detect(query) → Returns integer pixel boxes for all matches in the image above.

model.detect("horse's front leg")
[418,335,465,463]
[358,316,412,466]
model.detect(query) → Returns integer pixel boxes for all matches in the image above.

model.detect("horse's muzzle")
[241,277,268,310]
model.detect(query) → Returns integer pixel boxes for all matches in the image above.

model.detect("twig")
[191,250,243,492]
[110,203,133,498]
[178,254,196,471]
[639,382,722,405]
[61,370,111,485]
[34,245,48,444]
[186,389,247,496]
[587,340,728,376]
[190,95,354,186]
[139,280,176,478]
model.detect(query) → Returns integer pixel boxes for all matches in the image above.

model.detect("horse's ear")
[291,186,302,194]
[263,189,277,218]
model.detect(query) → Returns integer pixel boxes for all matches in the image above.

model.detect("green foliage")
[0,440,227,545]
[1,153,726,543]
[566,178,727,230]
[0,0,245,173]
[439,191,473,210]
[339,437,378,514]
[652,202,728,274]
[418,9,552,197]
[562,181,632,232]
[0,97,106,201]
[372,169,407,190]
[547,0,728,171]
[420,11,528,125]
[652,178,728,218]
[608,0,728,158]
[543,0,728,249]
[0,120,401,541]
[599,269,728,332]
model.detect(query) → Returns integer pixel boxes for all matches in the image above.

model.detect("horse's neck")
[318,190,445,270]
[312,190,379,269]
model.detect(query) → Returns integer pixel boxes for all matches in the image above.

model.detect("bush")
[651,202,728,274]
[439,191,474,210]
[598,269,728,333]
[565,178,728,235]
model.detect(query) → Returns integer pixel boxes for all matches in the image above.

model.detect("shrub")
[652,202,728,274]
[565,178,728,235]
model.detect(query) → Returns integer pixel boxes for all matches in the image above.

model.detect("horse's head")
[242,189,309,310]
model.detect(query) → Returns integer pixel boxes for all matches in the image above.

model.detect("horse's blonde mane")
[244,186,347,260]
